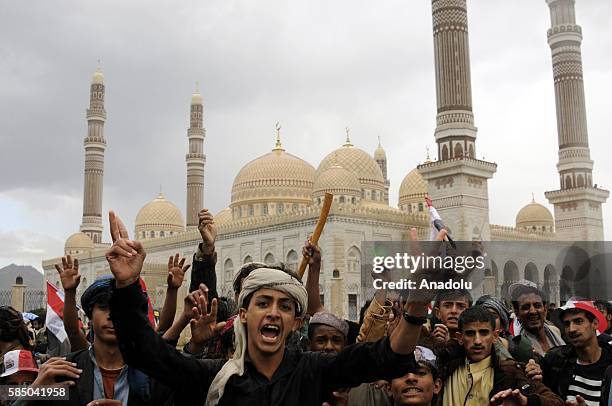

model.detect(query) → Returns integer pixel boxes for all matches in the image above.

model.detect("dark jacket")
[540,335,612,403]
[437,340,564,406]
[20,348,173,406]
[109,280,418,406]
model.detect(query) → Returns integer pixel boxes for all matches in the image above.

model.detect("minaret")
[79,67,107,244]
[185,85,206,228]
[544,0,608,240]
[418,0,497,240]
[374,137,390,204]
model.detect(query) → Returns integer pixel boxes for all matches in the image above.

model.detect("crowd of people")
[1,203,612,405]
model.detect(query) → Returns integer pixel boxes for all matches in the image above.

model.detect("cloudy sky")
[1,0,611,271]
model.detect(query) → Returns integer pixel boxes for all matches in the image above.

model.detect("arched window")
[441,145,449,160]
[418,203,423,212]
[286,250,298,271]
[264,253,275,265]
[277,204,284,214]
[243,255,253,264]
[224,258,234,282]
[160,230,165,237]
[333,269,340,278]
[351,197,356,204]
[468,144,474,158]
[262,204,268,215]
[346,246,361,273]
[339,196,345,203]
[150,231,155,238]
[577,174,585,187]
[565,175,573,189]
[248,205,254,216]
[454,143,463,158]
[16,276,23,285]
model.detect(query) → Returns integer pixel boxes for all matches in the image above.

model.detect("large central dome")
[231,147,315,212]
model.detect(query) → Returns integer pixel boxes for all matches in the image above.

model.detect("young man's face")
[516,293,546,334]
[240,289,300,356]
[435,299,469,331]
[91,302,117,344]
[595,303,612,331]
[391,363,441,406]
[562,311,598,349]
[309,325,346,353]
[459,321,498,363]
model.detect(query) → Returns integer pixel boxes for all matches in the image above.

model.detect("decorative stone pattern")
[186,90,206,228]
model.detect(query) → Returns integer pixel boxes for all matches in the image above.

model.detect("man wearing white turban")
[105,211,431,406]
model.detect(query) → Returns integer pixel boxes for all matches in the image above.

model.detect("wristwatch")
[402,311,427,325]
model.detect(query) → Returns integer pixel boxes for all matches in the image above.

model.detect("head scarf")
[205,268,308,406]
[476,295,511,330]
[309,311,349,338]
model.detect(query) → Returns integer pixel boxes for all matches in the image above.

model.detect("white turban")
[205,268,308,405]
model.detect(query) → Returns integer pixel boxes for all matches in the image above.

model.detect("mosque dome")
[231,147,315,210]
[313,165,361,199]
[317,144,385,202]
[214,208,233,227]
[398,168,428,212]
[92,68,104,85]
[515,199,554,232]
[135,193,185,239]
[65,232,94,255]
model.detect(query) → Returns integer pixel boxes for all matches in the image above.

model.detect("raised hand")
[105,211,146,288]
[198,209,217,255]
[302,238,321,268]
[181,284,208,322]
[167,253,190,289]
[190,291,226,345]
[490,389,528,406]
[54,255,81,291]
[31,357,82,387]
[524,359,542,382]
[425,194,433,208]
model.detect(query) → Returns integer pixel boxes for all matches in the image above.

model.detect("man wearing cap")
[308,311,349,354]
[0,350,39,386]
[0,307,33,373]
[509,280,564,360]
[541,299,612,406]
[104,210,426,406]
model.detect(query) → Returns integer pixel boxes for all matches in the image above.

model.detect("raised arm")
[53,255,89,351]
[303,239,324,315]
[157,253,190,333]
[189,209,218,300]
[356,268,392,343]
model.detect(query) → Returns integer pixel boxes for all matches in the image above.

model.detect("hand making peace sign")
[105,210,146,288]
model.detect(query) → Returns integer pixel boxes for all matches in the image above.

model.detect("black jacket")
[109,280,417,406]
[540,335,612,404]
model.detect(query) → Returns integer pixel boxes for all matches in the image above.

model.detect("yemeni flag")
[139,278,156,327]
[45,282,69,343]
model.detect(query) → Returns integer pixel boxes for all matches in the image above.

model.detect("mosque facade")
[43,0,608,320]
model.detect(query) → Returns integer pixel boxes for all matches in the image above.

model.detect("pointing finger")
[109,211,120,243]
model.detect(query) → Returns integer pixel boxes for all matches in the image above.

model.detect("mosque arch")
[542,265,557,303]
[441,145,449,160]
[577,174,585,187]
[243,255,253,264]
[560,266,574,303]
[286,250,298,271]
[524,262,539,285]
[346,246,361,273]
[565,175,573,189]
[224,258,234,282]
[501,261,519,300]
[264,253,275,265]
[454,143,463,158]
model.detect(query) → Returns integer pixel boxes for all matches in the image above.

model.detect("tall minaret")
[374,137,390,204]
[544,0,608,240]
[185,85,206,228]
[79,68,107,244]
[418,0,496,240]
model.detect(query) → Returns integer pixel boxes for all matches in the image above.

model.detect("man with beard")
[105,210,426,406]
[439,305,563,406]
[541,299,612,406]
[509,280,564,360]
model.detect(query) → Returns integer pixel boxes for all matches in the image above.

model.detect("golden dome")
[92,68,104,85]
[65,232,94,254]
[214,208,232,227]
[135,193,185,235]
[313,165,361,198]
[399,168,427,206]
[317,146,385,194]
[231,149,316,207]
[516,199,554,230]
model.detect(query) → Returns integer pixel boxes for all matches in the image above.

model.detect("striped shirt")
[566,346,610,406]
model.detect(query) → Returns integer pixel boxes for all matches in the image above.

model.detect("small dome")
[399,168,427,206]
[92,68,104,85]
[313,165,361,198]
[214,208,232,227]
[135,193,184,237]
[191,91,203,105]
[317,146,385,197]
[516,199,554,231]
[231,149,315,207]
[65,232,94,254]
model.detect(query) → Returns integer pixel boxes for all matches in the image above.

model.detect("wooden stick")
[297,192,333,279]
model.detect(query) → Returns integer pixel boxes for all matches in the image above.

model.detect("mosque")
[42,0,609,320]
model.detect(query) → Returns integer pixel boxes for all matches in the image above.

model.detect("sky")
[1,0,611,271]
